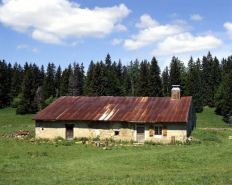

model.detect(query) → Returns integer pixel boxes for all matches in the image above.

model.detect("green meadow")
[0,108,232,185]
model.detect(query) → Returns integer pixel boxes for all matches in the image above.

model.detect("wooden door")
[137,126,145,143]
[66,124,74,140]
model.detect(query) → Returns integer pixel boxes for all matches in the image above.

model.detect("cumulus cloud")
[190,14,203,21]
[0,0,131,44]
[124,14,189,50]
[111,38,123,45]
[224,22,232,39]
[135,14,159,28]
[151,33,223,56]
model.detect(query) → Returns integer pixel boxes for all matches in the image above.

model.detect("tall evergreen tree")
[0,60,8,108]
[55,65,62,97]
[169,56,181,90]
[60,64,72,96]
[221,70,232,123]
[10,63,23,102]
[136,60,150,96]
[162,66,170,97]
[41,63,56,108]
[68,63,84,96]
[105,53,112,69]
[121,65,131,96]
[84,60,95,96]
[185,57,203,112]
[16,68,37,114]
[128,59,140,96]
[90,62,103,96]
[148,57,163,97]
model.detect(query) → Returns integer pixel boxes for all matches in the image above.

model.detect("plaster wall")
[35,121,187,143]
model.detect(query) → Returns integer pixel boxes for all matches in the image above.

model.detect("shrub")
[93,136,100,141]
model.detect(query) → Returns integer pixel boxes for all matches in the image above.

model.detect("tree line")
[0,52,231,123]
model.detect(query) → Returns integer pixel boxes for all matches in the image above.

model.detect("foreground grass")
[0,107,35,135]
[0,108,232,184]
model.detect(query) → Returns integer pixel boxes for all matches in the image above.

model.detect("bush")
[93,136,100,141]
[11,94,22,108]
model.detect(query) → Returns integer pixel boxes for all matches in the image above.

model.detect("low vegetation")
[0,108,232,184]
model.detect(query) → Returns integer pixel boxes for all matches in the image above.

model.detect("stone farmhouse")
[33,86,196,143]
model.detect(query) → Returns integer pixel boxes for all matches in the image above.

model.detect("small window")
[154,126,162,135]
[114,131,119,135]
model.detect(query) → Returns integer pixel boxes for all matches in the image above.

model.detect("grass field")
[0,108,232,184]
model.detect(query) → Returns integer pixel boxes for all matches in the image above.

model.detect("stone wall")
[35,121,187,143]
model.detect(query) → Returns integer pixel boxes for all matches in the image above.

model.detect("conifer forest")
[0,52,232,123]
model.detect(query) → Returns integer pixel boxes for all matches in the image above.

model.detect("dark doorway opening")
[66,124,74,140]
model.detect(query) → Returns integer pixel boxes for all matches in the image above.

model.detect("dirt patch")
[1,130,31,138]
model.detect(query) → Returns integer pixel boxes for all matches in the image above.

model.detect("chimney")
[171,85,180,100]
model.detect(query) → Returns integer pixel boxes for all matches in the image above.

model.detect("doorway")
[137,125,145,143]
[66,124,74,140]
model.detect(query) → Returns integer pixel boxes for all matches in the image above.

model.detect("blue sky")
[0,0,232,71]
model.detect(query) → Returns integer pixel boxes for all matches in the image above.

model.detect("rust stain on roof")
[32,96,192,123]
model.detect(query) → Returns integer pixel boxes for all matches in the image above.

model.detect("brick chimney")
[171,85,180,100]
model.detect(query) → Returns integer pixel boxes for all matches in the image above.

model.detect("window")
[114,131,119,135]
[155,126,162,135]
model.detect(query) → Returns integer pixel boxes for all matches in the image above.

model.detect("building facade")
[33,86,196,143]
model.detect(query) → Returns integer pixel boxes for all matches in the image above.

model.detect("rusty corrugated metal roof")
[32,96,192,123]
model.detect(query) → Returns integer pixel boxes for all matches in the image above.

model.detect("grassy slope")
[196,108,232,128]
[0,108,232,185]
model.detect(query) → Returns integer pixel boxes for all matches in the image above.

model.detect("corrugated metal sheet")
[32,96,192,123]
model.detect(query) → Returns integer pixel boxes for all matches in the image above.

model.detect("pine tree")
[121,65,131,96]
[90,62,103,96]
[60,64,72,96]
[41,63,56,108]
[55,65,62,97]
[10,63,23,102]
[16,68,38,114]
[84,60,95,96]
[202,52,221,107]
[129,59,140,96]
[162,66,170,97]
[221,70,232,123]
[136,60,150,96]
[68,63,84,96]
[105,53,112,69]
[148,57,163,97]
[185,57,203,112]
[169,56,181,91]
[0,60,8,108]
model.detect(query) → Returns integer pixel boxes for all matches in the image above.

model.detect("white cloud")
[16,44,40,52]
[124,14,189,50]
[32,30,64,45]
[17,44,29,49]
[111,38,123,45]
[151,33,223,56]
[190,14,203,21]
[135,14,159,28]
[115,24,127,31]
[0,0,131,44]
[224,22,232,39]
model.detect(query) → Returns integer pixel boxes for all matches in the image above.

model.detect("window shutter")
[163,126,167,136]
[149,125,154,136]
